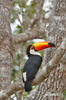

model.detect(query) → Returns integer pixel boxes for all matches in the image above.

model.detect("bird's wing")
[23,56,42,81]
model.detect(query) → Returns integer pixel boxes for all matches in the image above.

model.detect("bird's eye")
[30,46,34,50]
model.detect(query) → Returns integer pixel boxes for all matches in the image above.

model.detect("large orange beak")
[33,42,56,51]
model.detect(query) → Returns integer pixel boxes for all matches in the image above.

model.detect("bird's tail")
[25,81,32,92]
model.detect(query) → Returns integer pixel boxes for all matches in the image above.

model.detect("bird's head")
[27,42,56,57]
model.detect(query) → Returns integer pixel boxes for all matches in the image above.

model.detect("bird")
[22,42,55,92]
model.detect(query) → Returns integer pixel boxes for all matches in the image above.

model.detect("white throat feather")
[30,50,41,56]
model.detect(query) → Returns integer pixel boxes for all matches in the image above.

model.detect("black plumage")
[23,55,42,92]
[23,55,42,80]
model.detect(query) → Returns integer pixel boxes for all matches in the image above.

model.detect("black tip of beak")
[48,43,56,47]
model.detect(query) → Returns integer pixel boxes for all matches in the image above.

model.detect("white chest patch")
[23,72,27,82]
[30,50,41,56]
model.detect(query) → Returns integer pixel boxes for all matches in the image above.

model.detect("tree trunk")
[0,0,13,92]
[33,0,66,100]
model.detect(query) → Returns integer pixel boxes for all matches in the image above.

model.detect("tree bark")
[0,0,13,92]
[33,0,66,100]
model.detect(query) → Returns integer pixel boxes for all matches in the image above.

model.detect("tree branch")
[13,24,45,44]
[0,38,66,100]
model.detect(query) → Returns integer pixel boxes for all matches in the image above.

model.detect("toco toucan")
[22,42,55,92]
